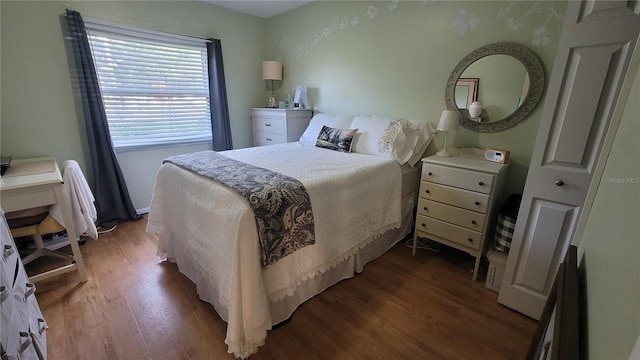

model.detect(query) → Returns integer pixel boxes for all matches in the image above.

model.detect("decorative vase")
[469,101,483,118]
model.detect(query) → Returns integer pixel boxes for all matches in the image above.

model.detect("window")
[86,23,212,150]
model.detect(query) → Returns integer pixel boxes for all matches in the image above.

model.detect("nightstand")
[251,108,313,147]
[412,155,509,280]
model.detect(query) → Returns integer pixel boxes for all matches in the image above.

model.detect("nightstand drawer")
[419,182,489,213]
[251,108,312,147]
[252,117,285,134]
[417,198,486,232]
[253,132,286,146]
[422,164,494,194]
[415,215,482,250]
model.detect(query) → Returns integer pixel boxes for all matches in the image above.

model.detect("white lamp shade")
[262,61,282,80]
[437,110,459,132]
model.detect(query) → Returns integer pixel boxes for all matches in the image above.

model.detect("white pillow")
[375,118,435,166]
[299,113,354,144]
[349,115,394,155]
[378,119,416,163]
[405,121,436,167]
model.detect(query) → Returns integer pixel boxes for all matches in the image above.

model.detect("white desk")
[0,157,87,283]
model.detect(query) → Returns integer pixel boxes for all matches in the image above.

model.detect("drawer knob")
[471,220,477,225]
[425,189,430,194]
[428,172,433,176]
[474,201,480,206]
[423,206,428,211]
[38,318,48,333]
[4,244,14,257]
[555,180,564,186]
[0,286,7,304]
[266,138,273,141]
[478,181,484,186]
[19,331,31,351]
[25,283,36,300]
[421,223,426,228]
[468,238,473,243]
[265,123,272,127]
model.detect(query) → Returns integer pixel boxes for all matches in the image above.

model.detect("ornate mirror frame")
[445,42,545,133]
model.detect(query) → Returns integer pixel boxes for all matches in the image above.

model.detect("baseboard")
[136,207,150,215]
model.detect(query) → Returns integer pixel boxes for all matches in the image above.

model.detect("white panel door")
[498,0,640,319]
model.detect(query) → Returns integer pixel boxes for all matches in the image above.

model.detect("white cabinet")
[412,155,509,280]
[251,108,312,147]
[1,209,47,359]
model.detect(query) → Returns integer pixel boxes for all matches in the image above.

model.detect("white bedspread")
[146,142,401,358]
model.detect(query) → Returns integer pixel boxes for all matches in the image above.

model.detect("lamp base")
[436,148,453,157]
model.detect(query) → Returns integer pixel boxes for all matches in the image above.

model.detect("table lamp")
[436,110,459,157]
[262,61,282,108]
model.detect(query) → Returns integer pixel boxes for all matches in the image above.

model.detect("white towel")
[50,160,98,240]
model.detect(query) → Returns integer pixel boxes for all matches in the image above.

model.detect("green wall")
[0,0,266,210]
[265,0,566,199]
[577,65,639,359]
[1,1,566,208]
[4,1,637,357]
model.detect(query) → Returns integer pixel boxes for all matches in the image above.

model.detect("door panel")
[548,44,625,167]
[498,0,639,319]
[581,1,636,21]
[515,199,580,293]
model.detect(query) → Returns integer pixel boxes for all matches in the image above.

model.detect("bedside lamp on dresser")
[251,108,313,147]
[412,153,509,280]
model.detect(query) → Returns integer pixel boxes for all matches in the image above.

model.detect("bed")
[146,114,434,358]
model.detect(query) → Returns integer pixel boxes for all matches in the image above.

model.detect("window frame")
[85,20,213,152]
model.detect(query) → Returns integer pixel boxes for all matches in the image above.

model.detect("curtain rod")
[66,9,219,44]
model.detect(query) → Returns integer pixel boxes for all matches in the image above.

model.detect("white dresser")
[1,210,48,359]
[251,108,313,147]
[412,155,509,280]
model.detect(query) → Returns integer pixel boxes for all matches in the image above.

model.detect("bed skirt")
[161,191,414,326]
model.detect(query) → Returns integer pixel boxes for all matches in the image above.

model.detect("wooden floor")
[26,216,537,360]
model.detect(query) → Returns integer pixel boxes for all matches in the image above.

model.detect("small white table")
[0,157,88,283]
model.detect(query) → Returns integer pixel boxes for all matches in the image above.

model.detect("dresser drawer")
[417,198,486,232]
[422,164,494,194]
[252,117,285,135]
[419,182,489,213]
[2,239,19,277]
[253,131,286,146]
[251,108,312,147]
[415,215,482,250]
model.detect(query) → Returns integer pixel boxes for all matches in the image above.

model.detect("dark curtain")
[65,9,141,228]
[207,39,233,151]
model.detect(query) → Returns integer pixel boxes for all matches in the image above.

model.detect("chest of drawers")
[251,108,313,147]
[1,210,48,359]
[412,155,509,280]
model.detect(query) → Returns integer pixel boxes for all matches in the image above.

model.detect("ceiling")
[202,0,313,19]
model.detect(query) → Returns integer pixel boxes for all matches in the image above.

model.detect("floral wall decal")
[276,1,563,59]
[453,1,562,46]
[451,8,481,35]
[277,0,401,59]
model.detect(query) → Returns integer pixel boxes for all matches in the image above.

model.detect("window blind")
[86,25,212,150]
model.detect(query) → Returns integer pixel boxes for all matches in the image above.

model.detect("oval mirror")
[445,42,545,132]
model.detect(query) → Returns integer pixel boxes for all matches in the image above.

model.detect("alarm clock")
[484,148,510,164]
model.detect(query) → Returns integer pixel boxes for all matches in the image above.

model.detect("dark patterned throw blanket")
[164,151,315,266]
